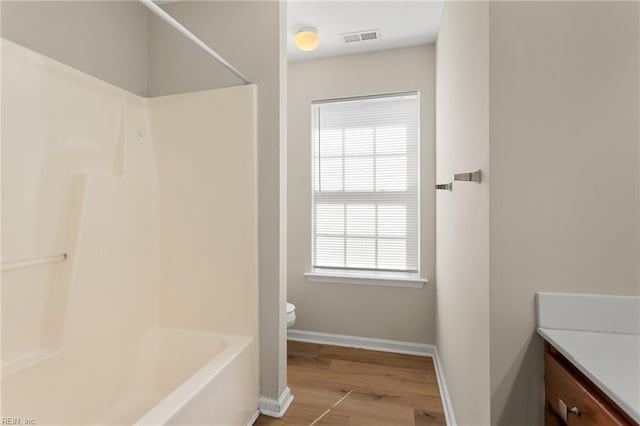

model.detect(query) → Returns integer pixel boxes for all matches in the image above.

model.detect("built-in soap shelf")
[2,347,61,377]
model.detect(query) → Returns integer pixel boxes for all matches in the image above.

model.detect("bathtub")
[1,327,259,425]
[2,39,260,426]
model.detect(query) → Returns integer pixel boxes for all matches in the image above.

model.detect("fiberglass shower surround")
[0,14,259,425]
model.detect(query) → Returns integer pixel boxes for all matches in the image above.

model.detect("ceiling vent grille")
[340,29,381,44]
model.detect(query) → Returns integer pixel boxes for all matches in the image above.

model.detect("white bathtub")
[2,40,260,426]
[1,327,259,425]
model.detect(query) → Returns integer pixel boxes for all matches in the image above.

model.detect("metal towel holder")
[454,169,482,183]
[435,183,452,191]
[436,169,482,191]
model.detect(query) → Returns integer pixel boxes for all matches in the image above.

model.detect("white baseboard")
[259,386,294,418]
[287,329,435,356]
[245,409,260,426]
[433,347,457,426]
[287,329,456,426]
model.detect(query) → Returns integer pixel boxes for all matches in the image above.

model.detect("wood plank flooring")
[254,341,446,426]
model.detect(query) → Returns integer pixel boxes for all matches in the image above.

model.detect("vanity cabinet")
[544,342,637,426]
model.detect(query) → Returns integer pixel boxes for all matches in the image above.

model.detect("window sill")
[304,271,427,288]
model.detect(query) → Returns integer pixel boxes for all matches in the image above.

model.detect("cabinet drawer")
[545,348,631,425]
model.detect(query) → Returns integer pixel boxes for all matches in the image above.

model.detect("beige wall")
[288,45,436,344]
[435,3,639,424]
[148,1,288,400]
[0,1,149,96]
[489,2,640,425]
[435,2,491,425]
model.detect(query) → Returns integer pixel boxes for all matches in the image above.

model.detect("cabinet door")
[545,350,630,426]
[545,403,565,426]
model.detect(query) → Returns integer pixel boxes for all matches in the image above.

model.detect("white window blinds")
[311,92,420,274]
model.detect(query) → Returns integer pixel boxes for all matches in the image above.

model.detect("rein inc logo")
[2,418,36,425]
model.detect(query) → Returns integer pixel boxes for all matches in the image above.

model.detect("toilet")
[286,302,296,328]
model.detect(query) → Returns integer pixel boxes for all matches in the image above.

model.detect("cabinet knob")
[559,398,580,423]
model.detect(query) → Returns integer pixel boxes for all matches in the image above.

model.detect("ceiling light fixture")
[294,27,320,52]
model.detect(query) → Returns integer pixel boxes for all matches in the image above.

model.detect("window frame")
[307,91,426,288]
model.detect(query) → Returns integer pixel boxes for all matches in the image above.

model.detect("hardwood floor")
[254,341,446,426]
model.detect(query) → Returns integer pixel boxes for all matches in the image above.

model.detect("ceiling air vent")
[340,29,381,44]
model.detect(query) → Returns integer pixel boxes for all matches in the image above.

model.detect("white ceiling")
[287,1,443,62]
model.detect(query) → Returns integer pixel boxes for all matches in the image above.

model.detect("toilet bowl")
[286,303,296,328]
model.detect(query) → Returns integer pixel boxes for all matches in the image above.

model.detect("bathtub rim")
[132,328,254,426]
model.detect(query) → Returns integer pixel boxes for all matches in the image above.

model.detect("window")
[309,92,422,285]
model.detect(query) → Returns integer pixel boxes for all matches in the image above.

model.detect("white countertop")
[537,327,640,424]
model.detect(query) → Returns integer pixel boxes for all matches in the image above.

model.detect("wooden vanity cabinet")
[544,342,637,426]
